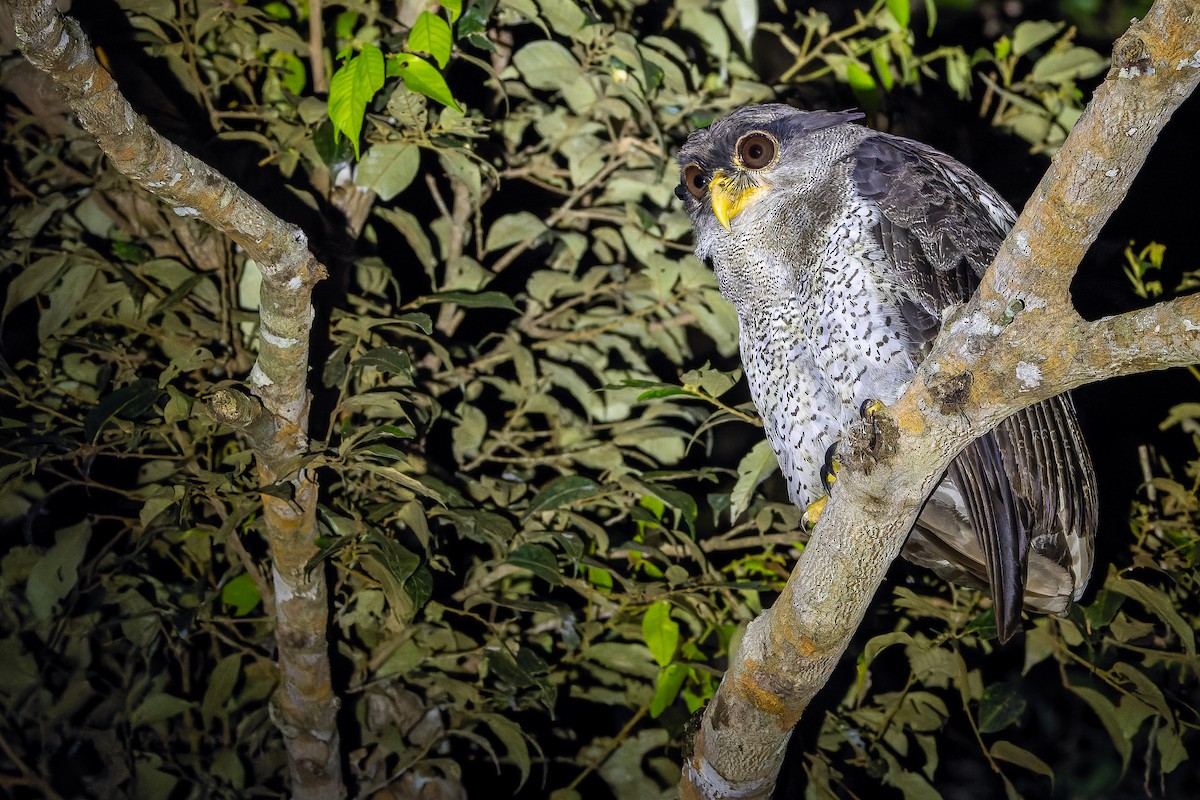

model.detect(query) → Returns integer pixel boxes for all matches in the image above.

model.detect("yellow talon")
[803,496,828,528]
[862,399,886,418]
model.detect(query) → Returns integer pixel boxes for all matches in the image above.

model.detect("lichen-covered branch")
[6,2,343,797]
[681,1,1200,796]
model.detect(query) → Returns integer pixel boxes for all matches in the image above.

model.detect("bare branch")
[681,1,1200,796]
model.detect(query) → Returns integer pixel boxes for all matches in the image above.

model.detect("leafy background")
[1,0,1198,798]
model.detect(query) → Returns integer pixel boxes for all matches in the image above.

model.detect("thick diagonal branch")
[681,1,1200,797]
[6,2,344,797]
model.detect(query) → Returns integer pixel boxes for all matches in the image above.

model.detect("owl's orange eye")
[683,163,708,199]
[736,132,776,169]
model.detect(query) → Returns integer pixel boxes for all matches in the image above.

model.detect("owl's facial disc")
[709,170,768,231]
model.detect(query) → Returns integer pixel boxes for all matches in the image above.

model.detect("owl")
[677,104,1096,642]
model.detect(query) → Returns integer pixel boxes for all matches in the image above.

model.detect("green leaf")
[409,11,453,68]
[512,41,581,91]
[1068,684,1132,772]
[990,740,1054,782]
[328,43,386,159]
[393,53,459,110]
[1108,577,1196,655]
[26,520,91,620]
[1011,20,1063,57]
[457,1,488,38]
[485,211,548,252]
[526,475,603,515]
[479,713,532,787]
[85,379,162,442]
[441,0,463,23]
[200,654,242,727]
[508,544,562,586]
[846,61,876,92]
[422,290,518,311]
[1157,725,1187,774]
[730,440,777,522]
[886,0,910,28]
[719,0,758,53]
[1029,47,1109,84]
[637,387,690,400]
[642,600,680,667]
[353,346,413,378]
[355,141,420,200]
[314,120,356,170]
[38,261,96,342]
[978,682,1027,733]
[131,693,194,728]
[221,573,262,617]
[650,662,688,717]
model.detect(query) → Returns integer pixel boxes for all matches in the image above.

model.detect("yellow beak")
[709,171,766,231]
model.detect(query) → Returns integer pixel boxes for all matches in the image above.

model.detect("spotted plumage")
[676,104,1097,642]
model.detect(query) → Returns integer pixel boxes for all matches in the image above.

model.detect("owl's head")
[676,105,865,252]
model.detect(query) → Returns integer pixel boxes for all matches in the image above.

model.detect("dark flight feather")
[852,131,1097,642]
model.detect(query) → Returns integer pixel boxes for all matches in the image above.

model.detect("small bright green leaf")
[846,61,876,92]
[409,11,453,68]
[334,11,358,40]
[508,543,562,585]
[328,43,386,159]
[642,600,680,667]
[637,387,690,400]
[222,573,262,617]
[441,0,463,23]
[273,50,306,94]
[650,663,688,717]
[393,53,459,110]
[978,682,1027,733]
[355,141,420,200]
[886,0,910,28]
[527,476,603,515]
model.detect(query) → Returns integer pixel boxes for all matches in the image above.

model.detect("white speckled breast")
[724,198,915,507]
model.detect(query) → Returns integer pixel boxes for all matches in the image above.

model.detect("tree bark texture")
[5,2,344,797]
[681,1,1200,797]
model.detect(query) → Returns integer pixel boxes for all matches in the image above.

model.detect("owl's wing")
[852,132,1096,643]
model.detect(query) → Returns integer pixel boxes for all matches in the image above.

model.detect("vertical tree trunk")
[7,2,345,796]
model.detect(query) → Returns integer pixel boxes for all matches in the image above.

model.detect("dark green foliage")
[0,1,1194,798]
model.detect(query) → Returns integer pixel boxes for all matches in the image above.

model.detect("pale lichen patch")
[1016,361,1042,390]
[1013,230,1032,257]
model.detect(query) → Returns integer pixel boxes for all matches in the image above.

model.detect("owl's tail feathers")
[947,436,1030,644]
